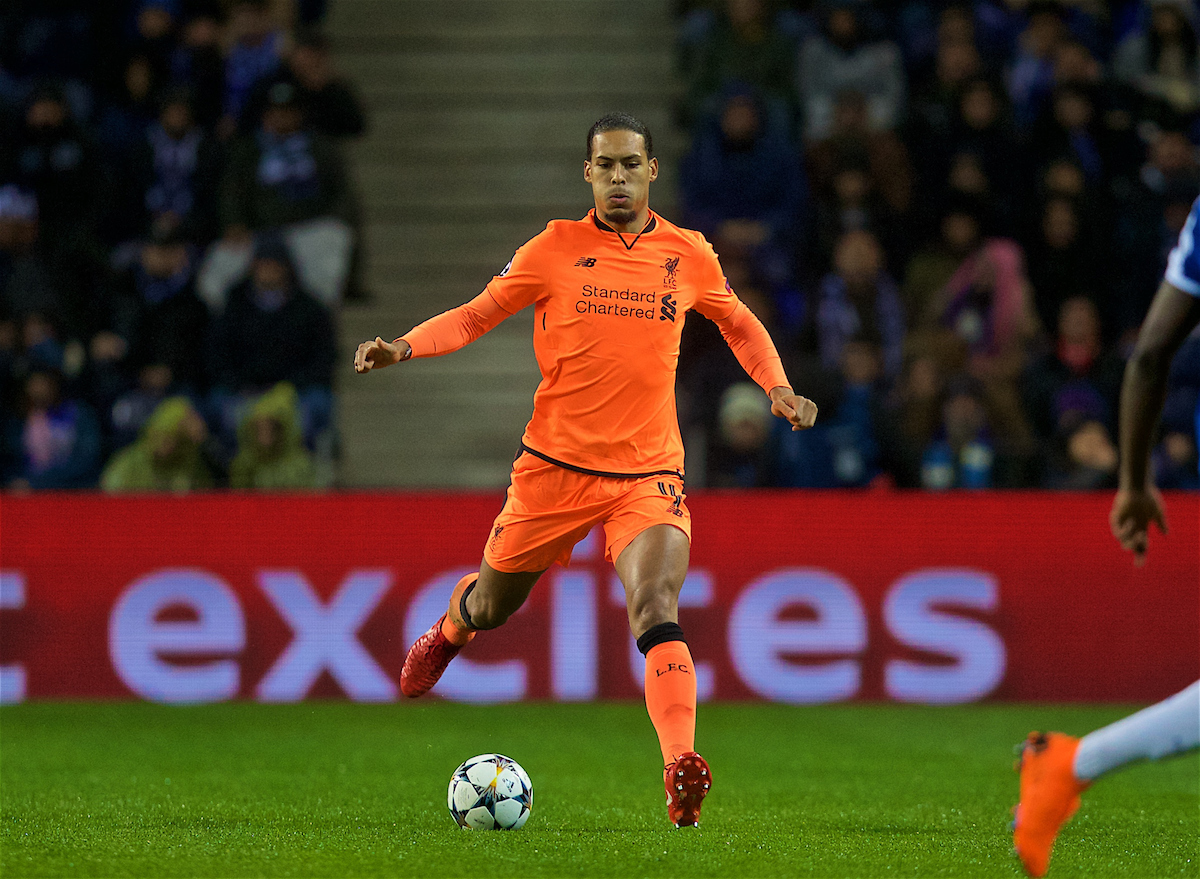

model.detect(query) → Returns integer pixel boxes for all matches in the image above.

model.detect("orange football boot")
[1013,732,1091,877]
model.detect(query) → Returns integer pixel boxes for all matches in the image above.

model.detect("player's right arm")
[354,231,550,375]
[1110,280,1200,564]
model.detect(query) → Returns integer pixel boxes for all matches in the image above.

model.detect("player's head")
[584,113,658,230]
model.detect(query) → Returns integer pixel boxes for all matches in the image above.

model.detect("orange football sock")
[441,574,478,647]
[644,640,697,768]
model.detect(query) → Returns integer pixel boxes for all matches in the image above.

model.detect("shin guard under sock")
[643,634,697,768]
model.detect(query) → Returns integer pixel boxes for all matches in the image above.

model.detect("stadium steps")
[326,0,682,488]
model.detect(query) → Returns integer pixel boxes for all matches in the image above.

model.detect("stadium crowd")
[0,0,363,491]
[672,0,1200,490]
[0,0,1197,492]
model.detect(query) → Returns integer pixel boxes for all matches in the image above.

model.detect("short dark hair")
[586,113,654,161]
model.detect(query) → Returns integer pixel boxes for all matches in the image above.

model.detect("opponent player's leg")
[1013,681,1200,876]
[399,562,545,698]
[615,523,710,827]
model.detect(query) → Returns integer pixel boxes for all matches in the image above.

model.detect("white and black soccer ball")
[447,753,533,830]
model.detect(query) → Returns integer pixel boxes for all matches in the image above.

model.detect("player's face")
[585,130,658,232]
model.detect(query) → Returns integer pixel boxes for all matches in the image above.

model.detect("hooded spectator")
[101,395,214,492]
[229,381,317,489]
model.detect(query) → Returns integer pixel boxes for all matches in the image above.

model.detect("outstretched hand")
[1110,487,1168,567]
[769,387,818,431]
[354,336,409,373]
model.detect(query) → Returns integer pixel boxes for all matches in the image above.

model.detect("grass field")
[1,702,1196,878]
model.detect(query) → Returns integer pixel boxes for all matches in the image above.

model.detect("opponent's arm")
[353,289,513,374]
[1110,281,1200,563]
[711,299,818,431]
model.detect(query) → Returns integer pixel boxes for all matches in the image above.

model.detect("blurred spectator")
[679,83,807,291]
[796,0,906,143]
[1024,195,1104,332]
[905,28,984,175]
[914,236,1041,453]
[933,76,1021,233]
[90,224,210,439]
[679,0,798,129]
[773,335,883,488]
[221,0,285,136]
[133,87,222,241]
[1153,430,1199,489]
[1029,84,1105,186]
[169,13,226,130]
[1045,412,1118,489]
[203,80,354,308]
[100,395,214,492]
[809,151,907,275]
[1023,295,1124,442]
[903,198,984,327]
[1112,127,1200,336]
[1,84,100,246]
[811,229,905,383]
[705,382,774,487]
[1112,0,1200,123]
[1006,0,1068,131]
[878,351,946,487]
[0,186,97,347]
[95,53,161,165]
[241,28,366,139]
[2,366,101,490]
[920,376,995,489]
[808,89,913,219]
[228,381,317,489]
[205,233,335,452]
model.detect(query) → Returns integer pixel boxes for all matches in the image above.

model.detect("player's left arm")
[1110,280,1200,562]
[705,297,817,431]
[692,239,817,431]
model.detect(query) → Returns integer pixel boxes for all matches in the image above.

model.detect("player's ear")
[584,161,593,183]
[649,157,659,182]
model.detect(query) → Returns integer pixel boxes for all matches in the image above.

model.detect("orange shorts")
[482,452,692,572]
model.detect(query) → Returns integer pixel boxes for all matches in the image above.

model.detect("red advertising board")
[1,492,1196,704]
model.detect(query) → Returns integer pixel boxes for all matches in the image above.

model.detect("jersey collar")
[591,209,657,250]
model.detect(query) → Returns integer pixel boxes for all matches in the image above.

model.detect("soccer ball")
[447,753,533,830]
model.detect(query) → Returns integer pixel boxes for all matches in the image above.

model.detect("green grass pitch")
[2,702,1196,877]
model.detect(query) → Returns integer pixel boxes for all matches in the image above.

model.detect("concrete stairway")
[324,0,681,487]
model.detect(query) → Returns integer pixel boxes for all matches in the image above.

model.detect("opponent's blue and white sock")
[1073,681,1200,781]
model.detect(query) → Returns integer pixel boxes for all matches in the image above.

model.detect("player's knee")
[627,577,681,634]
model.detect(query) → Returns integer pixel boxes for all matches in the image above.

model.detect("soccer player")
[1012,196,1200,877]
[354,113,817,828]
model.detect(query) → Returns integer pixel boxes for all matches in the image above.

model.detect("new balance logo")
[659,293,677,322]
[574,257,597,267]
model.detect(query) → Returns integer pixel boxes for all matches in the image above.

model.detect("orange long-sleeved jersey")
[398,210,790,477]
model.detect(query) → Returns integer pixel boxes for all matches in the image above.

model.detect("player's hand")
[769,387,818,431]
[1109,487,1168,567]
[354,336,408,373]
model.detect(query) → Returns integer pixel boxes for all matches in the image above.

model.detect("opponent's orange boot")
[1013,732,1091,877]
[664,752,712,828]
[399,615,463,698]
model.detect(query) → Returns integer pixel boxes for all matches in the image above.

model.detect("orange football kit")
[397,209,790,571]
